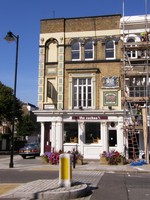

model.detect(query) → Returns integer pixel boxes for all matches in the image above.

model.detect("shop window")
[73,78,92,109]
[109,130,117,146]
[71,41,81,61]
[105,40,115,59]
[85,122,100,144]
[64,122,78,143]
[84,41,94,60]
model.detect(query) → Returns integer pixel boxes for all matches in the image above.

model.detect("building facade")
[34,14,125,159]
[121,15,150,160]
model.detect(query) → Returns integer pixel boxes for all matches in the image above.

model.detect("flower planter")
[100,157,109,165]
[118,157,126,165]
[40,156,49,164]
[76,159,83,165]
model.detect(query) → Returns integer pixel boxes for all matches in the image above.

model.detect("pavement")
[0,155,150,200]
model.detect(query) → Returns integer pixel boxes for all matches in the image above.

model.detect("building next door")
[109,130,117,147]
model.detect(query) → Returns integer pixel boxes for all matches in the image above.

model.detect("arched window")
[105,40,115,59]
[126,38,137,58]
[71,41,81,61]
[84,41,94,60]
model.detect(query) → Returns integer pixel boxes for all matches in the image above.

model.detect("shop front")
[35,110,124,159]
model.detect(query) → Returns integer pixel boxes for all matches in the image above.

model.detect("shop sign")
[72,116,108,120]
[103,91,118,106]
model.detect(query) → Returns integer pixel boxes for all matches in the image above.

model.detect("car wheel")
[22,155,26,159]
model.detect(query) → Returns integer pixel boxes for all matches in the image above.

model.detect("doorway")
[109,130,117,147]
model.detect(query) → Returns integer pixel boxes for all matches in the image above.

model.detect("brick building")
[34,14,124,159]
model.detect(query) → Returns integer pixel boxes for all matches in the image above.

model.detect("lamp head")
[4,31,16,42]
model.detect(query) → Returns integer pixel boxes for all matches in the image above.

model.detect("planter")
[76,159,83,165]
[118,157,126,165]
[100,157,109,165]
[40,156,49,164]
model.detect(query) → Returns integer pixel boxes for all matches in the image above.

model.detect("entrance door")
[109,130,117,147]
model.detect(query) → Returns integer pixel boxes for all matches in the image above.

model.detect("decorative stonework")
[102,76,119,88]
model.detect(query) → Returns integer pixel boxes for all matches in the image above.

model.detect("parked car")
[19,143,40,159]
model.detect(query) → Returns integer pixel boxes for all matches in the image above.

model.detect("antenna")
[53,10,55,18]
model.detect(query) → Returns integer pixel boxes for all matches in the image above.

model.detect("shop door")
[109,130,117,147]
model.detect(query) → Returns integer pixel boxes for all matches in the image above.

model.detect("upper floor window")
[73,78,92,109]
[84,41,94,60]
[105,40,115,59]
[71,41,81,61]
[126,38,137,58]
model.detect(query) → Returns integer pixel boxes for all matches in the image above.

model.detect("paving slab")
[0,171,103,200]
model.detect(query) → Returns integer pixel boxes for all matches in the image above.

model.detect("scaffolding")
[122,0,150,162]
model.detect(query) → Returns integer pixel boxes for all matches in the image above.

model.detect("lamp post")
[4,31,19,168]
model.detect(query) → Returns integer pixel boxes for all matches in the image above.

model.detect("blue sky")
[0,0,149,106]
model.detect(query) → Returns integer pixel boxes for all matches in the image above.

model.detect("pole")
[9,35,19,168]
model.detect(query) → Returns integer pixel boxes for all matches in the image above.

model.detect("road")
[1,155,150,200]
[0,155,59,183]
[91,172,150,200]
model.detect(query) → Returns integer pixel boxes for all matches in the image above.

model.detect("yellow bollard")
[59,153,72,188]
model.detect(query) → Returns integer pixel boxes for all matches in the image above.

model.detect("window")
[84,41,94,60]
[105,40,115,59]
[126,38,137,58]
[73,78,92,109]
[129,77,146,97]
[85,123,101,144]
[64,122,78,143]
[71,41,81,61]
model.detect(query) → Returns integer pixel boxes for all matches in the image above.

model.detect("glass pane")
[72,42,79,50]
[88,79,91,84]
[127,38,135,43]
[85,41,92,49]
[83,79,86,84]
[74,79,77,85]
[72,52,79,60]
[88,87,91,92]
[88,100,91,106]
[106,50,114,58]
[106,40,113,48]
[85,51,93,59]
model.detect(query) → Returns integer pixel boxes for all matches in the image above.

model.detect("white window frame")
[73,77,92,109]
[126,38,137,59]
[105,40,115,60]
[71,41,81,61]
[84,41,94,60]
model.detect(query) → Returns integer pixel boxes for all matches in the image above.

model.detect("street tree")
[0,81,22,126]
[16,114,36,138]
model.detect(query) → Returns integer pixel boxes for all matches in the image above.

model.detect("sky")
[0,0,149,106]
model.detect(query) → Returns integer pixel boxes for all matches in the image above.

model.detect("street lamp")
[4,31,19,168]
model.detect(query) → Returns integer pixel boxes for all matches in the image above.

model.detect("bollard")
[59,153,72,188]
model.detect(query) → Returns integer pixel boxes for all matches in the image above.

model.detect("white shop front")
[35,110,124,159]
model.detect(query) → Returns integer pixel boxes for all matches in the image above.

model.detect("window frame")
[126,38,137,59]
[105,39,115,60]
[73,77,92,109]
[71,41,81,61]
[84,41,94,60]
